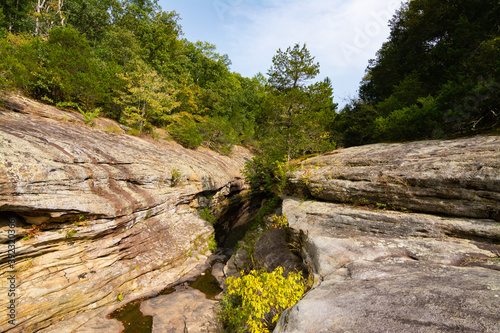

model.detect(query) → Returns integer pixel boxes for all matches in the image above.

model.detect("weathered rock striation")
[276,137,500,333]
[287,136,500,221]
[0,94,252,332]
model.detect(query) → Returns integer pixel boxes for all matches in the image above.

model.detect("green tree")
[66,0,116,45]
[31,0,67,37]
[116,60,179,132]
[335,0,500,146]
[0,0,31,33]
[261,43,336,161]
[268,43,319,91]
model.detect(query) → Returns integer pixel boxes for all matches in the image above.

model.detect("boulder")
[287,136,500,220]
[0,94,251,332]
[253,228,308,276]
[277,137,500,332]
[276,169,500,331]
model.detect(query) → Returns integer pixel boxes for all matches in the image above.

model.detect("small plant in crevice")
[80,106,101,126]
[270,214,288,230]
[19,258,35,271]
[65,229,77,238]
[74,214,93,227]
[23,223,46,240]
[460,256,500,267]
[253,196,282,228]
[104,125,122,134]
[117,291,124,302]
[170,168,182,187]
[273,159,293,195]
[301,168,312,186]
[199,207,217,225]
[208,235,217,252]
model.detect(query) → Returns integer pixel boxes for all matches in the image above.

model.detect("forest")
[1,0,499,164]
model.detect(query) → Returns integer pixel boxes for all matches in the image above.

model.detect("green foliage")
[167,112,204,149]
[270,214,288,230]
[170,168,182,187]
[219,267,305,333]
[267,43,319,91]
[2,2,340,166]
[242,156,297,196]
[116,60,179,132]
[199,207,217,225]
[243,44,337,194]
[242,157,274,192]
[259,44,336,162]
[198,116,238,155]
[273,160,291,195]
[80,106,101,126]
[208,235,217,252]
[65,0,114,45]
[0,0,31,33]
[374,95,440,141]
[117,291,123,302]
[334,0,500,145]
[253,196,282,228]
[65,229,77,238]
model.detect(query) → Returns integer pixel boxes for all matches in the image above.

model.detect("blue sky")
[158,0,402,107]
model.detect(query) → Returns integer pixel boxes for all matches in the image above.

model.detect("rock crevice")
[0,94,251,332]
[277,137,500,333]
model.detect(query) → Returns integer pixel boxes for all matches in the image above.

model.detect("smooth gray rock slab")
[277,260,500,333]
[277,197,500,333]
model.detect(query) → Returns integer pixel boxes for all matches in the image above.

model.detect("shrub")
[199,207,217,225]
[170,168,182,187]
[168,112,204,149]
[79,106,101,126]
[198,116,238,155]
[242,157,274,192]
[219,266,305,333]
[208,235,217,252]
[65,229,77,238]
[270,214,288,229]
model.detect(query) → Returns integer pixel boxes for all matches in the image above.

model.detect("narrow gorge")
[1,94,499,332]
[0,94,254,332]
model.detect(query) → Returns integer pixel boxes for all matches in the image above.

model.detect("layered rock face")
[287,136,500,220]
[0,95,252,332]
[277,137,500,333]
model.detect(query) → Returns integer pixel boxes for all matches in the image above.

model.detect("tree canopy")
[333,0,500,146]
[2,0,495,194]
[0,1,337,162]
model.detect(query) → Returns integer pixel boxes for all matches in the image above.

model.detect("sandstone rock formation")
[0,94,251,332]
[287,136,500,221]
[276,137,500,333]
[141,288,220,333]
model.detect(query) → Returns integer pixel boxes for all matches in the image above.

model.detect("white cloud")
[218,0,402,106]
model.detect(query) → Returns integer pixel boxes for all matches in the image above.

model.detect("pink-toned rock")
[0,94,251,332]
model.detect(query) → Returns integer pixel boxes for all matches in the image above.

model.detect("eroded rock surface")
[141,289,220,333]
[276,136,500,333]
[288,137,500,220]
[277,198,500,332]
[0,94,251,332]
[253,228,307,276]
